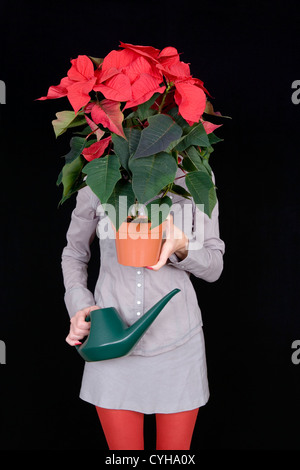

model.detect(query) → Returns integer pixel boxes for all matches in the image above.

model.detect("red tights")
[96,406,199,450]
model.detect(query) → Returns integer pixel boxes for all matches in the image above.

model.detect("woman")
[62,167,225,450]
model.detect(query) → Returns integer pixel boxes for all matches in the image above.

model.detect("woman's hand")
[146,213,189,271]
[65,305,100,346]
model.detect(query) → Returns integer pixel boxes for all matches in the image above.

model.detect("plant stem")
[161,183,172,198]
[175,174,186,180]
[158,83,172,114]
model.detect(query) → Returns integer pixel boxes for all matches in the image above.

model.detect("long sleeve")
[61,186,100,318]
[167,197,225,282]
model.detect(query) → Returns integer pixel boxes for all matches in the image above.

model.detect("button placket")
[135,268,144,317]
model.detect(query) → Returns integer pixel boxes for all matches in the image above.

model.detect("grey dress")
[61,168,225,414]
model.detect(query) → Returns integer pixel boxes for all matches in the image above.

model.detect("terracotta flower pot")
[113,218,165,267]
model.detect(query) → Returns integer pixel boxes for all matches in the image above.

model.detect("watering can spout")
[76,288,180,362]
[127,288,181,341]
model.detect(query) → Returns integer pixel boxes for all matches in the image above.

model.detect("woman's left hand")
[146,213,189,271]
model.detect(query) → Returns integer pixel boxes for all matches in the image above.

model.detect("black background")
[0,0,299,452]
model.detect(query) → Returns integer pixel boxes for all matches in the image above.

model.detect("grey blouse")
[61,168,225,356]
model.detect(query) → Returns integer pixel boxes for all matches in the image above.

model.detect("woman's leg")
[155,408,199,450]
[95,406,144,450]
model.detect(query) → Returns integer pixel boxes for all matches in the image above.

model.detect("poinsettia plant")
[38,41,226,230]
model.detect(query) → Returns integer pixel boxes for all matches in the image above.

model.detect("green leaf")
[169,184,192,199]
[104,178,136,231]
[132,114,182,159]
[137,92,160,121]
[88,56,103,67]
[175,122,210,152]
[208,132,223,145]
[129,151,178,203]
[52,111,87,138]
[204,100,232,119]
[184,146,209,173]
[202,159,212,174]
[72,125,95,136]
[185,170,217,217]
[126,127,141,156]
[181,156,198,172]
[166,106,190,130]
[61,136,87,164]
[83,154,122,204]
[112,128,141,174]
[58,155,86,204]
[146,195,173,229]
[112,133,130,172]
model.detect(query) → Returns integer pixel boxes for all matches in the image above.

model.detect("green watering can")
[76,288,180,361]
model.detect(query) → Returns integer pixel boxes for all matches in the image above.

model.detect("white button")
[137,270,141,274]
[170,195,173,199]
[137,300,141,305]
[137,283,141,287]
[137,312,141,316]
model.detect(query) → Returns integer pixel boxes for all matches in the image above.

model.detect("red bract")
[38,44,211,125]
[90,99,125,138]
[101,48,140,73]
[119,42,161,61]
[157,58,191,81]
[67,55,95,81]
[37,76,73,100]
[84,114,105,140]
[66,56,97,113]
[123,74,166,109]
[82,136,111,162]
[155,46,210,124]
[37,55,97,114]
[122,55,162,82]
[94,73,132,102]
[38,42,213,147]
[157,47,180,67]
[95,47,165,109]
[201,120,222,134]
[174,80,207,125]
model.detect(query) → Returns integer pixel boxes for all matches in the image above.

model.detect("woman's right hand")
[65,305,100,346]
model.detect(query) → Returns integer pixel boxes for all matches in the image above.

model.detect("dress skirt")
[79,328,209,415]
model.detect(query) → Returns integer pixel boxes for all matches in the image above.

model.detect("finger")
[77,306,99,325]
[68,331,86,342]
[84,305,100,314]
[147,241,173,271]
[77,310,90,322]
[71,314,91,330]
[65,335,82,347]
[70,324,90,338]
[75,319,91,330]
